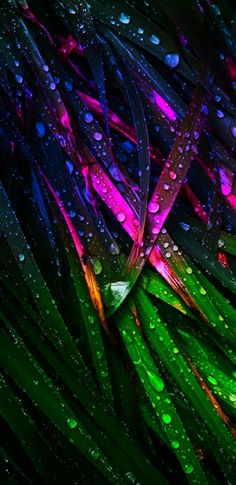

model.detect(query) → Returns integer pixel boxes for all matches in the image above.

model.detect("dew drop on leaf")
[36,121,46,138]
[67,417,78,429]
[162,413,172,424]
[164,53,180,68]
[65,160,73,174]
[94,131,103,141]
[231,126,236,138]
[150,35,160,45]
[169,170,177,180]
[184,464,194,474]
[207,375,218,386]
[84,112,93,123]
[117,212,126,222]
[92,257,102,275]
[18,253,25,262]
[119,12,131,24]
[216,109,224,119]
[171,440,180,449]
[148,201,160,213]
[146,369,165,392]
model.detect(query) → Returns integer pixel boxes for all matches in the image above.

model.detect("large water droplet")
[164,53,179,68]
[65,160,73,174]
[36,121,46,138]
[146,369,165,392]
[92,257,102,275]
[231,126,236,138]
[184,464,194,474]
[67,417,78,429]
[84,112,93,123]
[117,212,126,222]
[18,253,25,262]
[119,12,131,24]
[148,201,160,214]
[171,440,180,449]
[15,74,23,84]
[93,131,103,141]
[150,35,160,45]
[162,413,172,424]
[216,109,224,119]
[207,375,218,386]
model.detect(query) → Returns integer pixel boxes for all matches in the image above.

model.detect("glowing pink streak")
[39,169,84,258]
[153,91,177,122]
[88,160,189,298]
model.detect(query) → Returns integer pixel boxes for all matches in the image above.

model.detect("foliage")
[0,0,236,483]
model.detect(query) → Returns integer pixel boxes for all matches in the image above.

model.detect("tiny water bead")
[162,413,172,424]
[186,267,193,274]
[164,53,180,68]
[119,12,131,24]
[18,253,25,262]
[67,417,78,429]
[150,35,160,45]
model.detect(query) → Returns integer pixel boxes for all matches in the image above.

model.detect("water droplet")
[117,212,126,222]
[162,413,172,424]
[184,464,194,474]
[119,12,131,24]
[180,222,190,232]
[68,7,77,14]
[146,369,165,392]
[164,53,179,68]
[137,27,144,34]
[92,257,102,275]
[186,267,193,274]
[18,253,25,262]
[125,472,136,483]
[150,35,160,45]
[94,131,103,141]
[88,315,95,324]
[43,65,49,72]
[171,440,180,449]
[67,417,78,429]
[207,375,218,386]
[216,109,224,119]
[36,121,46,138]
[64,80,73,92]
[65,160,73,174]
[50,82,56,90]
[148,201,160,213]
[84,112,93,123]
[199,287,206,295]
[169,170,177,180]
[15,74,23,84]
[231,126,236,138]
